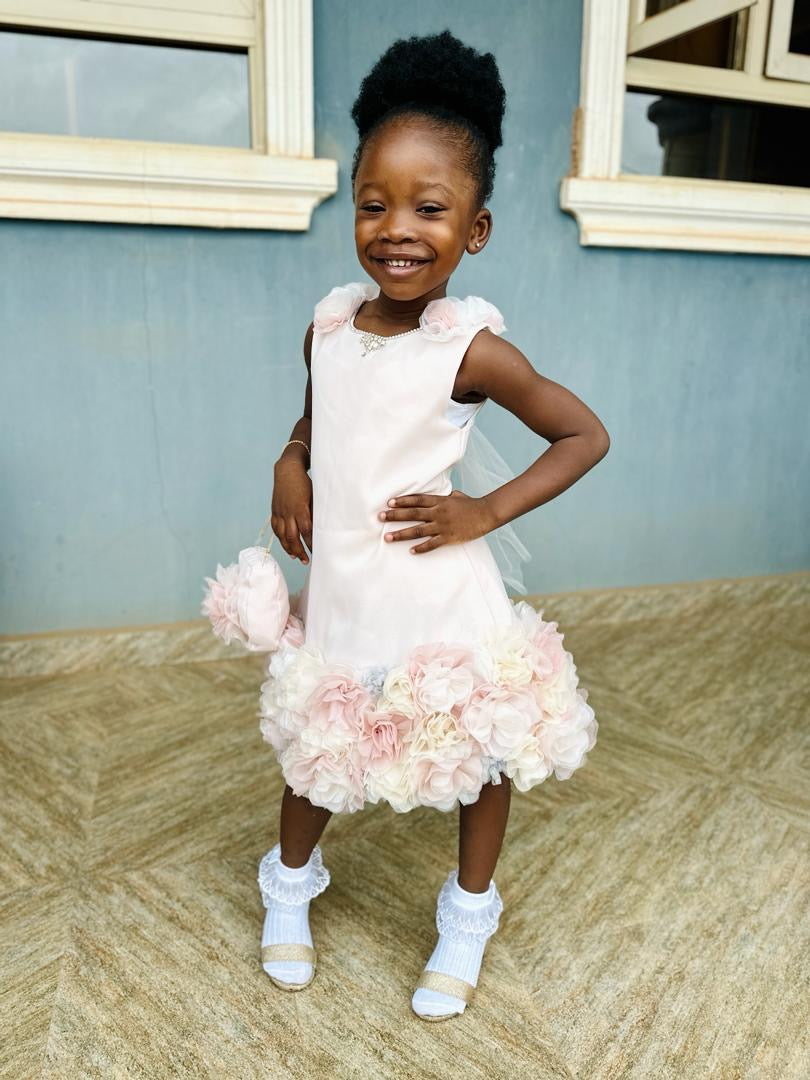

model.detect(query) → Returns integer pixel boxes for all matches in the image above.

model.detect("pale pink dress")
[258,282,597,815]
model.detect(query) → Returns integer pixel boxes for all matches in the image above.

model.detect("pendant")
[359,332,387,357]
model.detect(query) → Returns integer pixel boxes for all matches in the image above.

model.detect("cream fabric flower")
[380,665,419,718]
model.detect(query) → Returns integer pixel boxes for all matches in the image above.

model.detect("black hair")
[350,29,506,208]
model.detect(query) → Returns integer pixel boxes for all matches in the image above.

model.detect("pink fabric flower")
[420,296,506,341]
[280,613,305,648]
[201,561,245,645]
[357,707,411,766]
[408,642,480,715]
[419,297,460,340]
[281,736,366,814]
[304,670,371,738]
[526,621,567,682]
[313,282,377,333]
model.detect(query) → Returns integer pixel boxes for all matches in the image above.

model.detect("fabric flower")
[502,736,552,791]
[304,670,371,741]
[201,560,245,645]
[380,665,419,718]
[408,643,479,715]
[279,613,305,649]
[420,295,506,341]
[281,734,366,814]
[475,623,534,688]
[313,282,377,333]
[461,685,538,759]
[359,664,388,696]
[259,644,324,752]
[357,707,411,766]
[410,736,485,811]
[365,757,419,814]
[535,690,598,780]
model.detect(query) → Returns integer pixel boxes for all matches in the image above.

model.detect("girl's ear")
[467,208,493,255]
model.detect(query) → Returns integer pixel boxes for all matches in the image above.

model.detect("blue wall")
[2,2,808,634]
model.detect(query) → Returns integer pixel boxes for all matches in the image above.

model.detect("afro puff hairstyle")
[350,29,506,208]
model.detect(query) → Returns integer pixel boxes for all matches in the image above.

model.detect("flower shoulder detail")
[420,295,506,342]
[313,281,379,333]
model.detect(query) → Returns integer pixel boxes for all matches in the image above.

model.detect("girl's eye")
[359,204,444,214]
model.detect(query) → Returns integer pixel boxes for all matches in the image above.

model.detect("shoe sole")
[411,1005,466,1022]
[265,967,316,992]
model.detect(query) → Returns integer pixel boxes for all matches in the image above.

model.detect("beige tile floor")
[1,574,808,1079]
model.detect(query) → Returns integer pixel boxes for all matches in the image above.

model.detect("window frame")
[560,0,810,256]
[0,0,337,230]
[766,0,810,82]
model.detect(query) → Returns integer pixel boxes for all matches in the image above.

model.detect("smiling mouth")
[373,257,430,271]
[373,257,432,265]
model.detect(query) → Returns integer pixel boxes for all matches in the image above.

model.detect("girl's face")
[353,118,492,301]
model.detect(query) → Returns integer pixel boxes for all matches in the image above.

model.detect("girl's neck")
[369,282,449,327]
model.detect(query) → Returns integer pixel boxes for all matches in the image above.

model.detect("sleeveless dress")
[259,281,597,815]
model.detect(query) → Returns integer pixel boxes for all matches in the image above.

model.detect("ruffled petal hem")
[258,599,598,815]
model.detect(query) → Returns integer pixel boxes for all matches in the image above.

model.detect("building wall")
[1,1,808,633]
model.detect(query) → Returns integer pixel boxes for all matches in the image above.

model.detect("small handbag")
[201,511,297,654]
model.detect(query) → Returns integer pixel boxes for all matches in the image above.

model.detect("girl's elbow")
[590,424,610,461]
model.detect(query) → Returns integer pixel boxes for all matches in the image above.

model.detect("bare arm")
[271,322,315,563]
[275,321,314,472]
[457,328,610,531]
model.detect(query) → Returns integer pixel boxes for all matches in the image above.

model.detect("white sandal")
[257,842,330,991]
[412,868,504,1021]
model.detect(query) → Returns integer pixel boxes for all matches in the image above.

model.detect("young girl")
[257,29,609,1020]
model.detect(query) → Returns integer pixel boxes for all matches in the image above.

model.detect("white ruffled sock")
[411,868,504,1019]
[257,842,330,987]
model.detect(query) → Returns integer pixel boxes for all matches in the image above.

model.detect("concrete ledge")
[1,570,807,679]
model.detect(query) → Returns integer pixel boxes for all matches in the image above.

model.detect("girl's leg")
[279,784,333,866]
[458,777,512,891]
[412,778,512,1019]
[261,785,333,987]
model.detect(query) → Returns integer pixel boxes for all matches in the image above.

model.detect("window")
[560,0,810,255]
[0,1,337,229]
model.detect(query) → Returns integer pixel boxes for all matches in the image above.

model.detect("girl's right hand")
[271,459,313,564]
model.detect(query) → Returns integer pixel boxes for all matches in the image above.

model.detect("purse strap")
[255,506,276,562]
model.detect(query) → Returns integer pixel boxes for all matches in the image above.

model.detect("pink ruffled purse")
[201,513,295,654]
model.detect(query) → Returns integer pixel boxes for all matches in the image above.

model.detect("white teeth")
[382,259,419,267]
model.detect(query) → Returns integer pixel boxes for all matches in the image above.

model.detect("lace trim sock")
[258,842,330,986]
[411,868,504,1018]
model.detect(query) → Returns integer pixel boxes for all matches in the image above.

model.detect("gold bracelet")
[281,438,310,456]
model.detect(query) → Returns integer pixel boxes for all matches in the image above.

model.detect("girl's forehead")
[356,123,473,196]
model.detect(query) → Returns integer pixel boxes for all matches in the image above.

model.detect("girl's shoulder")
[312,281,507,339]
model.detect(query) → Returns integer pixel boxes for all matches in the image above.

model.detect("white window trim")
[560,0,810,256]
[0,0,337,230]
[766,0,810,82]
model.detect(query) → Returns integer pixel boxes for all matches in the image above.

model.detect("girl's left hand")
[379,490,498,553]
